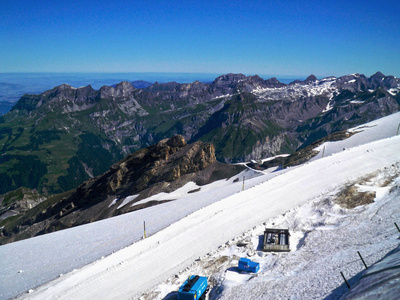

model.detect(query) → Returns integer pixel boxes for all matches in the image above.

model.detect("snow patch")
[117,195,139,209]
[323,100,334,112]
[108,198,118,208]
[213,94,232,99]
[388,88,399,96]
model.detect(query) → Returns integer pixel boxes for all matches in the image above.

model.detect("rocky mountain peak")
[100,81,135,98]
[246,75,264,82]
[264,77,286,88]
[43,83,75,97]
[368,72,388,89]
[237,75,269,92]
[58,83,74,90]
[210,73,247,94]
[370,71,385,80]
[305,74,318,83]
[289,75,318,85]
[211,73,246,85]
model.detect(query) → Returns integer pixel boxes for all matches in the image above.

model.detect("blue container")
[178,275,208,300]
[238,257,260,273]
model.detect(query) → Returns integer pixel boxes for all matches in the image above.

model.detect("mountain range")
[1,72,399,197]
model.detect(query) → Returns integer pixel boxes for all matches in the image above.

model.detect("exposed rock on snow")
[335,184,376,209]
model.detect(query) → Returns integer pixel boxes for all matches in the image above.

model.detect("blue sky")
[1,0,399,77]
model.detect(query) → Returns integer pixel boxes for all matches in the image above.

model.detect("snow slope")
[1,112,399,299]
[15,134,400,299]
[312,111,400,160]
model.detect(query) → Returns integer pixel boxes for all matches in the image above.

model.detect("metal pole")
[340,271,350,289]
[242,176,245,191]
[395,222,400,233]
[357,251,368,269]
[322,145,325,158]
[397,123,400,135]
[144,221,146,238]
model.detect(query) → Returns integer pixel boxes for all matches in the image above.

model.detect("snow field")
[18,134,400,299]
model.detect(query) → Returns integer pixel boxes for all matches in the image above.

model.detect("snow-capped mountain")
[1,112,400,299]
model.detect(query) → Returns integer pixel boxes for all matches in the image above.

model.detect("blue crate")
[178,275,208,300]
[238,257,260,273]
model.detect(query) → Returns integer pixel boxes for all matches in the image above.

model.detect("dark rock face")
[305,74,318,83]
[210,73,247,94]
[0,188,47,221]
[264,77,286,88]
[103,135,215,196]
[100,81,135,98]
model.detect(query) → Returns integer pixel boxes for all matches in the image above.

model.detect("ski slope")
[1,112,400,299]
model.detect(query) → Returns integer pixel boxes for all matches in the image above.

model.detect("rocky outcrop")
[66,135,216,211]
[104,134,215,195]
[264,77,286,88]
[0,188,47,221]
[100,81,135,98]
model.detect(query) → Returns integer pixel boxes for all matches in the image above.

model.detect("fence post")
[242,176,245,191]
[395,222,400,233]
[144,221,146,238]
[357,251,368,269]
[340,271,350,289]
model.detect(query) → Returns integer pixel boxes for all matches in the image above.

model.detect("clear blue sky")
[1,0,399,77]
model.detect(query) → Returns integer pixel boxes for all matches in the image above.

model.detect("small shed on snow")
[263,228,290,252]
